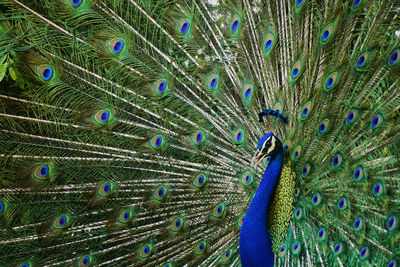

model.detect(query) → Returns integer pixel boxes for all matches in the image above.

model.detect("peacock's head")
[251,132,282,167]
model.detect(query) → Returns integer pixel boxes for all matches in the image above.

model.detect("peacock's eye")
[39,65,55,81]
[262,144,270,153]
[110,39,125,55]
[79,255,92,266]
[262,138,273,151]
[178,19,191,36]
[69,0,84,8]
[139,244,152,258]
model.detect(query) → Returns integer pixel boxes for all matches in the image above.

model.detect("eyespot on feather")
[346,110,358,125]
[353,217,364,231]
[353,167,364,182]
[272,102,283,121]
[320,23,334,45]
[242,85,253,103]
[207,74,219,91]
[154,80,169,96]
[388,49,399,66]
[295,0,305,9]
[311,193,322,207]
[212,203,225,218]
[263,156,271,168]
[241,171,253,186]
[370,114,383,129]
[192,130,205,145]
[293,146,301,161]
[233,129,245,145]
[118,209,132,223]
[290,60,302,81]
[278,245,287,257]
[324,72,338,91]
[193,174,207,189]
[337,197,348,211]
[220,248,233,262]
[359,247,369,260]
[351,0,364,10]
[317,119,330,136]
[283,139,291,152]
[52,214,70,230]
[178,19,191,36]
[263,33,275,55]
[356,52,370,70]
[331,154,343,170]
[317,228,327,242]
[194,241,207,255]
[294,187,301,197]
[237,214,245,227]
[372,182,384,197]
[387,216,398,231]
[98,181,114,197]
[294,207,303,220]
[301,164,311,178]
[0,200,7,215]
[153,185,167,201]
[292,242,301,255]
[78,255,93,267]
[93,109,113,126]
[333,242,344,256]
[300,101,312,120]
[171,217,184,232]
[139,244,152,258]
[150,135,165,150]
[110,39,125,55]
[38,65,55,81]
[68,0,84,8]
[34,164,52,180]
[230,15,240,35]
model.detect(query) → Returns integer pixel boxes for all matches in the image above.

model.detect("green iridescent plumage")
[267,163,295,254]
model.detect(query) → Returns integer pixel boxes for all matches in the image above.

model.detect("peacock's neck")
[250,151,284,224]
[239,150,284,267]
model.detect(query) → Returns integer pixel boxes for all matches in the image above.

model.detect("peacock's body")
[0,0,400,266]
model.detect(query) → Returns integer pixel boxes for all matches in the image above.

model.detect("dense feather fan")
[0,0,400,266]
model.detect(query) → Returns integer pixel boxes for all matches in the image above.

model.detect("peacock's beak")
[251,149,267,168]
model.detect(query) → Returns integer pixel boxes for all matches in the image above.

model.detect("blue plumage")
[390,50,399,64]
[0,201,5,214]
[353,0,361,8]
[240,132,284,266]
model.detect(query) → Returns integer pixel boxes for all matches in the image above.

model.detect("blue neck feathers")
[239,150,284,267]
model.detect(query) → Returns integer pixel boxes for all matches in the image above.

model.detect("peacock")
[0,0,400,266]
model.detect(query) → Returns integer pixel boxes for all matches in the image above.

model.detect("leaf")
[0,63,7,82]
[0,54,7,66]
[9,67,17,81]
[17,77,25,89]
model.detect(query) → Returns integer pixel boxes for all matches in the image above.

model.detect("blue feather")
[240,132,284,266]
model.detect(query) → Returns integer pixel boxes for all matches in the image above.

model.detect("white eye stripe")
[266,137,276,154]
[261,136,275,152]
[261,137,271,151]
